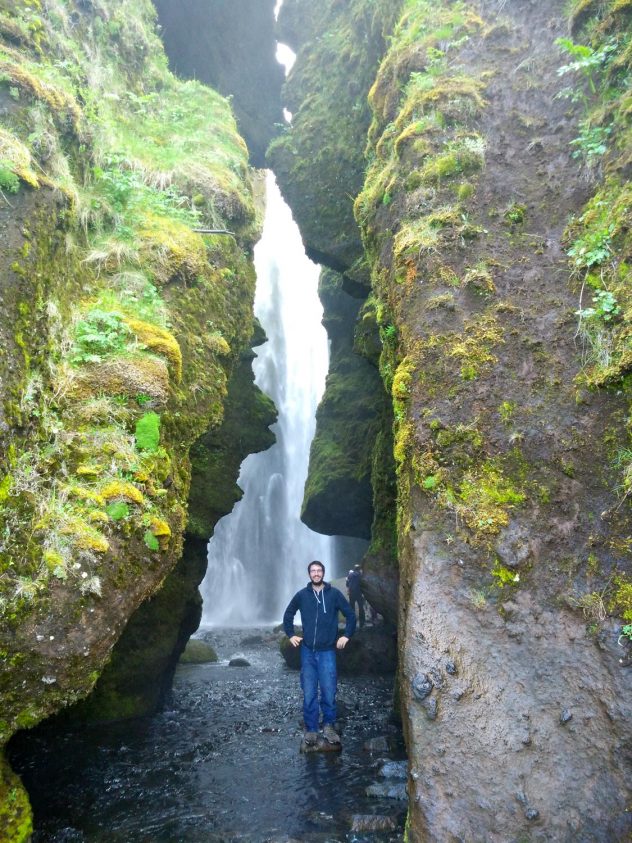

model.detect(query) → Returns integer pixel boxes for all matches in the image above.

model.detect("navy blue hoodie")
[283,582,356,650]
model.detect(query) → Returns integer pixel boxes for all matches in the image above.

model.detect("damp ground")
[9,628,407,842]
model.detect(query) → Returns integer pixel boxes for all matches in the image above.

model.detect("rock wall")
[0,1,276,837]
[269,0,401,275]
[301,269,385,541]
[272,0,632,839]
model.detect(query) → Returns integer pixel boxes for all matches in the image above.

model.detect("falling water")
[201,173,334,625]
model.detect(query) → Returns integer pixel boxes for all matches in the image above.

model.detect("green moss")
[491,560,521,587]
[609,573,632,621]
[135,412,161,452]
[0,754,32,843]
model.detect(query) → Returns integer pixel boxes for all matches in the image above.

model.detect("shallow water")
[10,628,406,842]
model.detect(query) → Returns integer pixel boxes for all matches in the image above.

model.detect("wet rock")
[351,814,397,832]
[525,807,540,821]
[240,634,263,646]
[300,736,342,754]
[378,760,408,779]
[560,708,573,724]
[366,782,408,801]
[424,698,438,721]
[445,660,457,675]
[411,672,433,701]
[179,640,218,664]
[228,656,250,667]
[495,524,532,568]
[363,735,390,753]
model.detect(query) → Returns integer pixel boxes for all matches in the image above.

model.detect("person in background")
[345,564,365,629]
[283,560,356,746]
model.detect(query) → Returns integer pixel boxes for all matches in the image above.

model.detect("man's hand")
[289,635,303,647]
[336,636,349,649]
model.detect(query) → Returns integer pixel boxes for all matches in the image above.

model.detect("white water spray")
[201,173,334,625]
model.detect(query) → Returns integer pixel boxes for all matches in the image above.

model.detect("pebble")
[366,782,408,801]
[525,807,540,821]
[445,660,457,675]
[351,814,397,832]
[412,672,433,701]
[363,735,389,753]
[378,760,408,780]
[228,657,250,667]
[560,709,572,724]
[424,698,438,720]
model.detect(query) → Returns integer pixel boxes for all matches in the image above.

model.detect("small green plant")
[568,223,614,268]
[491,560,520,587]
[570,123,612,162]
[556,37,618,101]
[619,624,632,644]
[504,203,526,225]
[135,412,160,452]
[576,289,621,323]
[106,501,130,520]
[144,529,159,551]
[499,401,515,424]
[0,165,20,194]
[71,309,131,364]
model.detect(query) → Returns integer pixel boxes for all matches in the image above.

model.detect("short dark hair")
[308,560,325,574]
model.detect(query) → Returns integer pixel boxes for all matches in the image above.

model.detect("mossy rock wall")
[153,0,284,167]
[268,0,402,275]
[302,269,385,540]
[0,1,271,836]
[271,0,632,838]
[72,336,277,722]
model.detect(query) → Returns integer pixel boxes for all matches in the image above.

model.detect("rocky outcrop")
[270,0,632,839]
[0,1,272,836]
[66,332,277,722]
[153,0,284,168]
[269,0,401,275]
[302,270,385,540]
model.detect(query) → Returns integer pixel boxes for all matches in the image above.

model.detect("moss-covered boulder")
[69,333,276,722]
[179,639,218,665]
[354,1,632,838]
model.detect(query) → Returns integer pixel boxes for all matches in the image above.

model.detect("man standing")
[283,560,356,746]
[346,564,366,628]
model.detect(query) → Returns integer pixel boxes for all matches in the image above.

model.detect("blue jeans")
[300,645,337,731]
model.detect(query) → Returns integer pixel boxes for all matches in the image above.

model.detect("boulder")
[179,640,218,665]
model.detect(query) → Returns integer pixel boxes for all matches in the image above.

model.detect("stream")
[10,628,406,842]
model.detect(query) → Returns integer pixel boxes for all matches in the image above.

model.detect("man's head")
[354,564,361,571]
[308,561,325,585]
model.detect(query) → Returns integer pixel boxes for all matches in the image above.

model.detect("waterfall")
[201,172,334,626]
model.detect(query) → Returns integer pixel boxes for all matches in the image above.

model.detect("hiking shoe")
[304,731,318,746]
[322,723,341,744]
